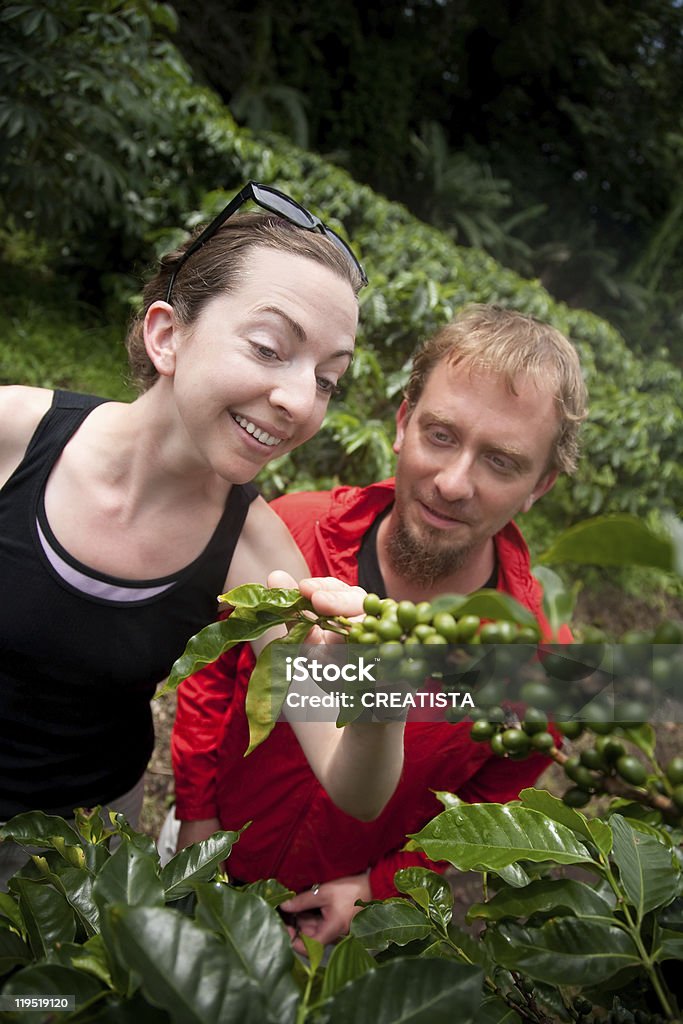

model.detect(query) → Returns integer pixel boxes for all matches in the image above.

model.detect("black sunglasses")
[164,181,368,303]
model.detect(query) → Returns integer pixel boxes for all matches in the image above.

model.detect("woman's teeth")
[233,414,282,447]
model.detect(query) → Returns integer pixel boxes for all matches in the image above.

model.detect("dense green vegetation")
[169,0,683,362]
[2,4,682,539]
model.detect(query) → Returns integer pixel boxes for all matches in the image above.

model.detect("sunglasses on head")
[164,181,368,303]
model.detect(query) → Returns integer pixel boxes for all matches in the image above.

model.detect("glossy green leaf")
[301,932,325,975]
[47,934,113,988]
[239,878,295,907]
[40,861,101,935]
[0,810,81,849]
[519,788,612,857]
[486,918,640,985]
[11,877,76,958]
[434,791,466,810]
[350,899,433,951]
[245,621,311,753]
[0,928,31,975]
[406,803,595,872]
[476,995,522,1024]
[194,884,298,1022]
[160,831,240,900]
[652,925,683,963]
[448,590,537,627]
[532,566,577,635]
[0,891,24,933]
[219,583,312,614]
[467,877,615,923]
[93,841,165,911]
[610,814,679,920]
[105,905,268,1023]
[495,863,533,888]
[325,957,482,1023]
[538,515,674,570]
[1,962,104,1002]
[394,867,453,927]
[321,935,375,1000]
[159,616,277,696]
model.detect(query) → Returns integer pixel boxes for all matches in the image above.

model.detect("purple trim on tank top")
[36,519,176,602]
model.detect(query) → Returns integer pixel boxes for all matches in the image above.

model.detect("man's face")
[388,360,559,583]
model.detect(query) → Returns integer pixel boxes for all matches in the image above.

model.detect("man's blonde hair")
[404,304,588,474]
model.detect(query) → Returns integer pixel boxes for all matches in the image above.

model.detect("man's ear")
[520,469,558,514]
[393,399,411,455]
[143,302,177,377]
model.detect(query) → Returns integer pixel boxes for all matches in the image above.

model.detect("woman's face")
[157,246,358,484]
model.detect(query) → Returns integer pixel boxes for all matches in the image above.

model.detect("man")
[170,304,586,950]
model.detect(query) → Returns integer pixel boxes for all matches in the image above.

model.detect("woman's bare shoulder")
[0,386,54,487]
[225,495,309,590]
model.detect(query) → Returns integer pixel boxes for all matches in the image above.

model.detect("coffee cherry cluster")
[349,594,540,648]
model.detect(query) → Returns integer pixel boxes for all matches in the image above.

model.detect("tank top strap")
[23,390,107,466]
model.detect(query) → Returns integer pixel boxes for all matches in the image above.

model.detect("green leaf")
[538,515,674,570]
[476,995,522,1023]
[194,884,298,1021]
[519,788,613,857]
[495,864,533,888]
[11,877,76,958]
[323,957,483,1023]
[0,810,81,849]
[0,891,24,933]
[406,803,595,872]
[610,814,679,920]
[159,617,277,696]
[160,831,240,900]
[48,933,113,988]
[486,918,641,985]
[105,905,269,1023]
[93,841,165,910]
[321,935,375,1000]
[394,867,453,928]
[245,622,311,753]
[449,590,537,627]
[0,928,31,975]
[652,925,683,963]
[532,566,577,634]
[467,878,615,923]
[350,899,434,951]
[219,583,312,614]
[239,878,295,908]
[301,932,325,975]
[1,962,104,1003]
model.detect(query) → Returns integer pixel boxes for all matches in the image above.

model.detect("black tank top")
[0,391,258,818]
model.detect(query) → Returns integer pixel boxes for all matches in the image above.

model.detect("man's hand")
[279,873,372,954]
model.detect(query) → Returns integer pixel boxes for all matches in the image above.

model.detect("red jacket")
[173,480,560,899]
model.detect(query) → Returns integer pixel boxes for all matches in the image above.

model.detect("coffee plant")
[2,514,681,1020]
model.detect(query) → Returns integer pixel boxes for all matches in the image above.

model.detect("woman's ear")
[143,302,177,377]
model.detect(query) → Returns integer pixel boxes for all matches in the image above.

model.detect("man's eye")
[253,344,280,361]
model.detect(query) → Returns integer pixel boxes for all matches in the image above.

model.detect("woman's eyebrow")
[252,304,354,362]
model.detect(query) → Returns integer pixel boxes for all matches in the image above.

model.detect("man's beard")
[385,511,474,588]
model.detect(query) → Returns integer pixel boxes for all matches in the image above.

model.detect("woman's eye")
[317,377,340,396]
[253,344,280,361]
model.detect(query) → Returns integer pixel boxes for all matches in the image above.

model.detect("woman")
[0,183,403,887]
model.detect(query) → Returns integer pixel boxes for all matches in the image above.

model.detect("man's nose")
[433,453,476,503]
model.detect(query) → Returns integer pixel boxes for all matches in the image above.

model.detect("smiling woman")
[0,184,403,889]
